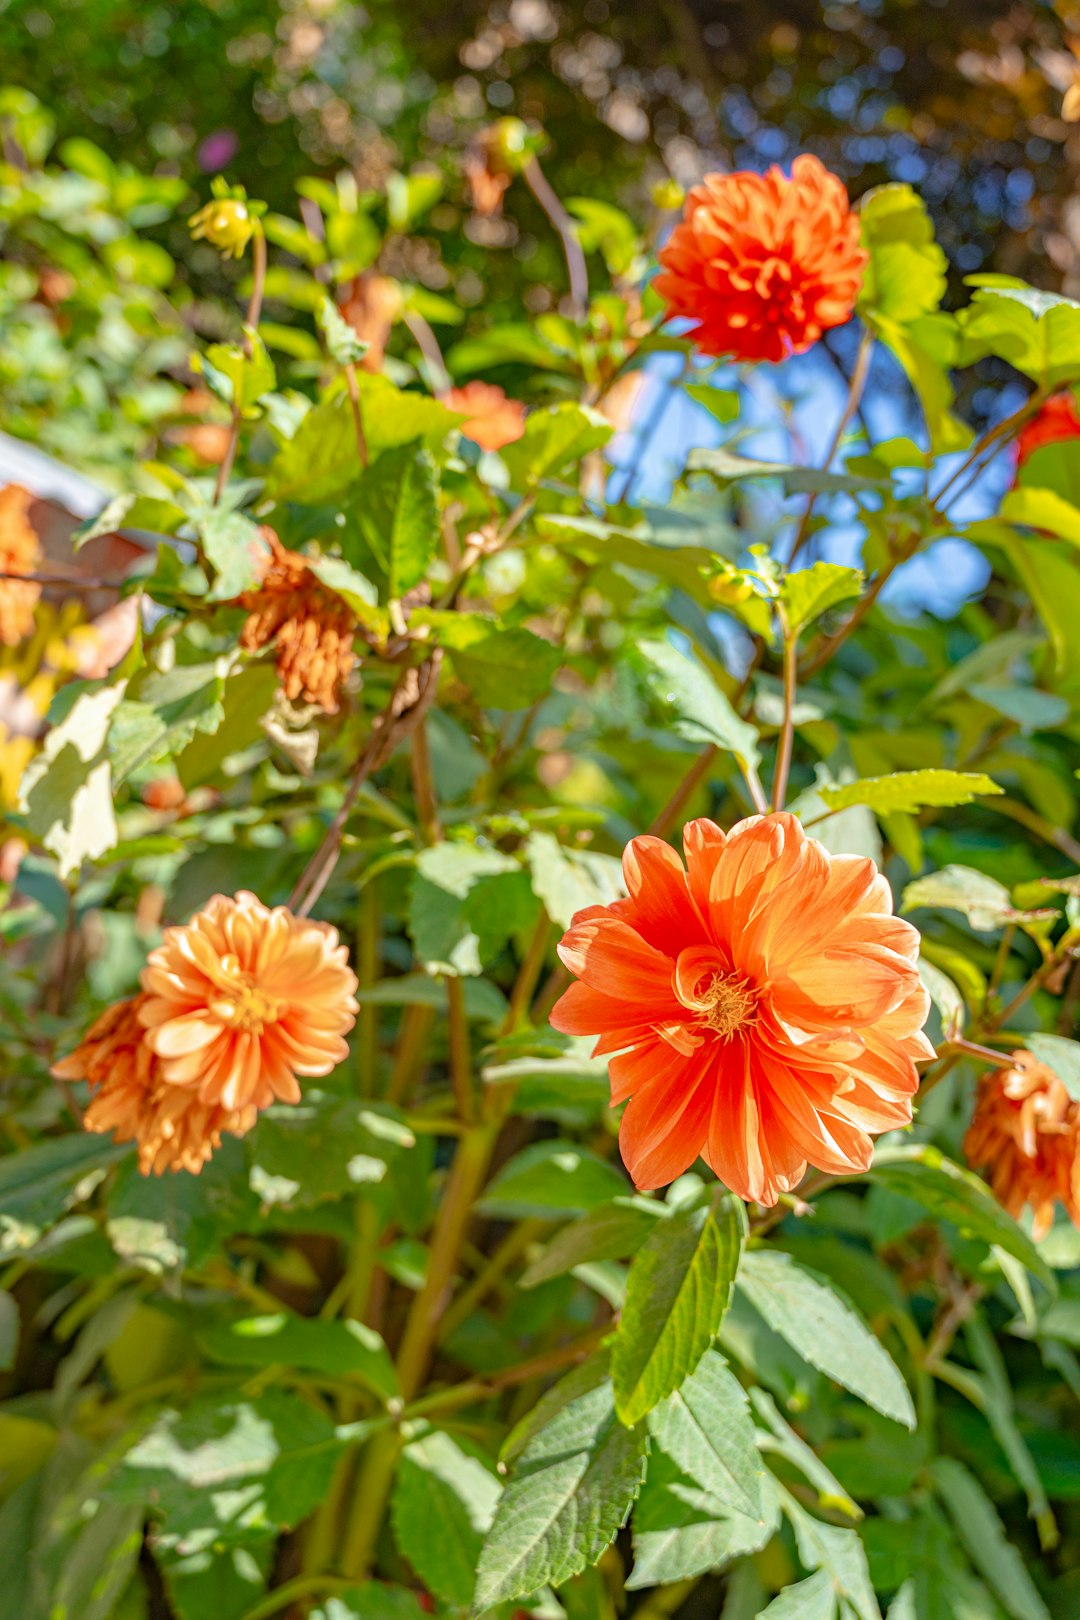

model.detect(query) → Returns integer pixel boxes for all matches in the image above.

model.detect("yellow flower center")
[697,971,757,1041]
[213,980,284,1034]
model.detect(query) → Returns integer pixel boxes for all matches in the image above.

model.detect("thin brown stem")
[343,363,369,467]
[523,156,588,320]
[402,309,451,394]
[771,615,798,812]
[932,388,1048,512]
[214,224,267,504]
[648,745,717,839]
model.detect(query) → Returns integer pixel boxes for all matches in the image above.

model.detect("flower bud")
[189,196,255,259]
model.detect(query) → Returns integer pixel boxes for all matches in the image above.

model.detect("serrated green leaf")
[612,1195,745,1425]
[758,1570,839,1620]
[201,328,276,414]
[646,1350,763,1517]
[902,865,1051,932]
[782,1494,881,1620]
[191,506,269,600]
[738,1251,915,1429]
[820,770,1003,817]
[958,282,1080,389]
[74,492,186,551]
[687,448,886,495]
[781,563,864,636]
[868,1143,1052,1288]
[265,380,457,504]
[349,442,439,599]
[501,402,611,489]
[474,1378,647,1609]
[19,682,125,876]
[316,294,369,365]
[523,830,625,930]
[627,1447,778,1589]
[390,1431,499,1609]
[637,638,760,771]
[108,660,227,784]
[413,610,562,708]
[408,842,523,975]
[858,183,948,324]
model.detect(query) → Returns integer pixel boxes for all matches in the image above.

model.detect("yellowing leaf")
[819,769,1003,817]
[781,563,864,636]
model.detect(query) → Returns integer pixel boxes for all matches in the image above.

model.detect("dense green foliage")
[3,60,1080,1620]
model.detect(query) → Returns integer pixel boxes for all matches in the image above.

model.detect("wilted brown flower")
[964,1050,1080,1240]
[338,273,402,372]
[0,484,43,646]
[464,119,531,216]
[53,996,256,1175]
[241,530,358,713]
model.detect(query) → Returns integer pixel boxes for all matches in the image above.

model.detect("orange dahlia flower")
[964,1051,1080,1240]
[445,381,527,452]
[241,529,358,713]
[139,891,359,1112]
[0,484,43,646]
[53,996,256,1175]
[653,156,866,363]
[550,812,931,1205]
[1016,393,1080,467]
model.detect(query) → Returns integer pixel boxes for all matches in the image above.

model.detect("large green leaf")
[408,841,531,975]
[627,1446,778,1589]
[867,1143,1052,1288]
[474,1378,647,1608]
[958,281,1080,389]
[523,830,624,930]
[737,1251,915,1429]
[646,1350,764,1517]
[264,381,457,503]
[390,1431,500,1609]
[520,1198,666,1288]
[0,1135,129,1256]
[636,638,760,772]
[611,1195,745,1425]
[758,1571,841,1620]
[782,1494,882,1620]
[19,682,126,876]
[858,183,948,324]
[781,563,863,636]
[477,1140,628,1219]
[819,770,1002,817]
[199,1314,398,1401]
[109,660,227,785]
[501,402,611,488]
[902,865,1050,932]
[412,610,562,708]
[346,442,439,598]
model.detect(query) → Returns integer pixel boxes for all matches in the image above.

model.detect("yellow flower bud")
[651,178,685,212]
[708,571,754,606]
[189,197,255,260]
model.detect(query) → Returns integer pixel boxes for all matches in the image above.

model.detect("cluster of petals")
[445,381,527,452]
[964,1051,1080,1240]
[55,892,358,1172]
[0,484,43,646]
[551,812,932,1206]
[654,155,866,364]
[241,529,358,713]
[1015,392,1080,467]
[338,273,401,372]
[53,995,256,1175]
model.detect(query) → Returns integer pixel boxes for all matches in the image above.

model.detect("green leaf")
[636,638,760,772]
[106,1391,344,1548]
[316,294,369,365]
[201,327,276,414]
[737,1251,915,1429]
[958,282,1080,389]
[176,663,279,791]
[820,769,1003,817]
[413,610,562,708]
[247,1094,421,1212]
[74,492,186,551]
[750,1387,862,1521]
[501,402,612,489]
[611,1195,745,1425]
[628,1447,778,1589]
[309,1586,428,1620]
[0,1293,19,1372]
[918,957,965,1041]
[781,564,864,636]
[477,1140,628,1219]
[390,1431,500,1609]
[349,443,439,599]
[685,383,740,424]
[305,555,380,616]
[646,1350,764,1517]
[19,682,125,876]
[408,841,524,975]
[902,865,1051,932]
[868,1143,1052,1288]
[191,506,269,600]
[199,1315,398,1402]
[1001,485,1080,549]
[929,1457,1051,1620]
[265,380,457,503]
[858,183,948,324]
[523,830,625,930]
[687,448,886,496]
[782,1494,882,1620]
[1024,1033,1080,1101]
[474,1378,647,1609]
[758,1571,839,1620]
[520,1198,666,1288]
[109,661,227,785]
